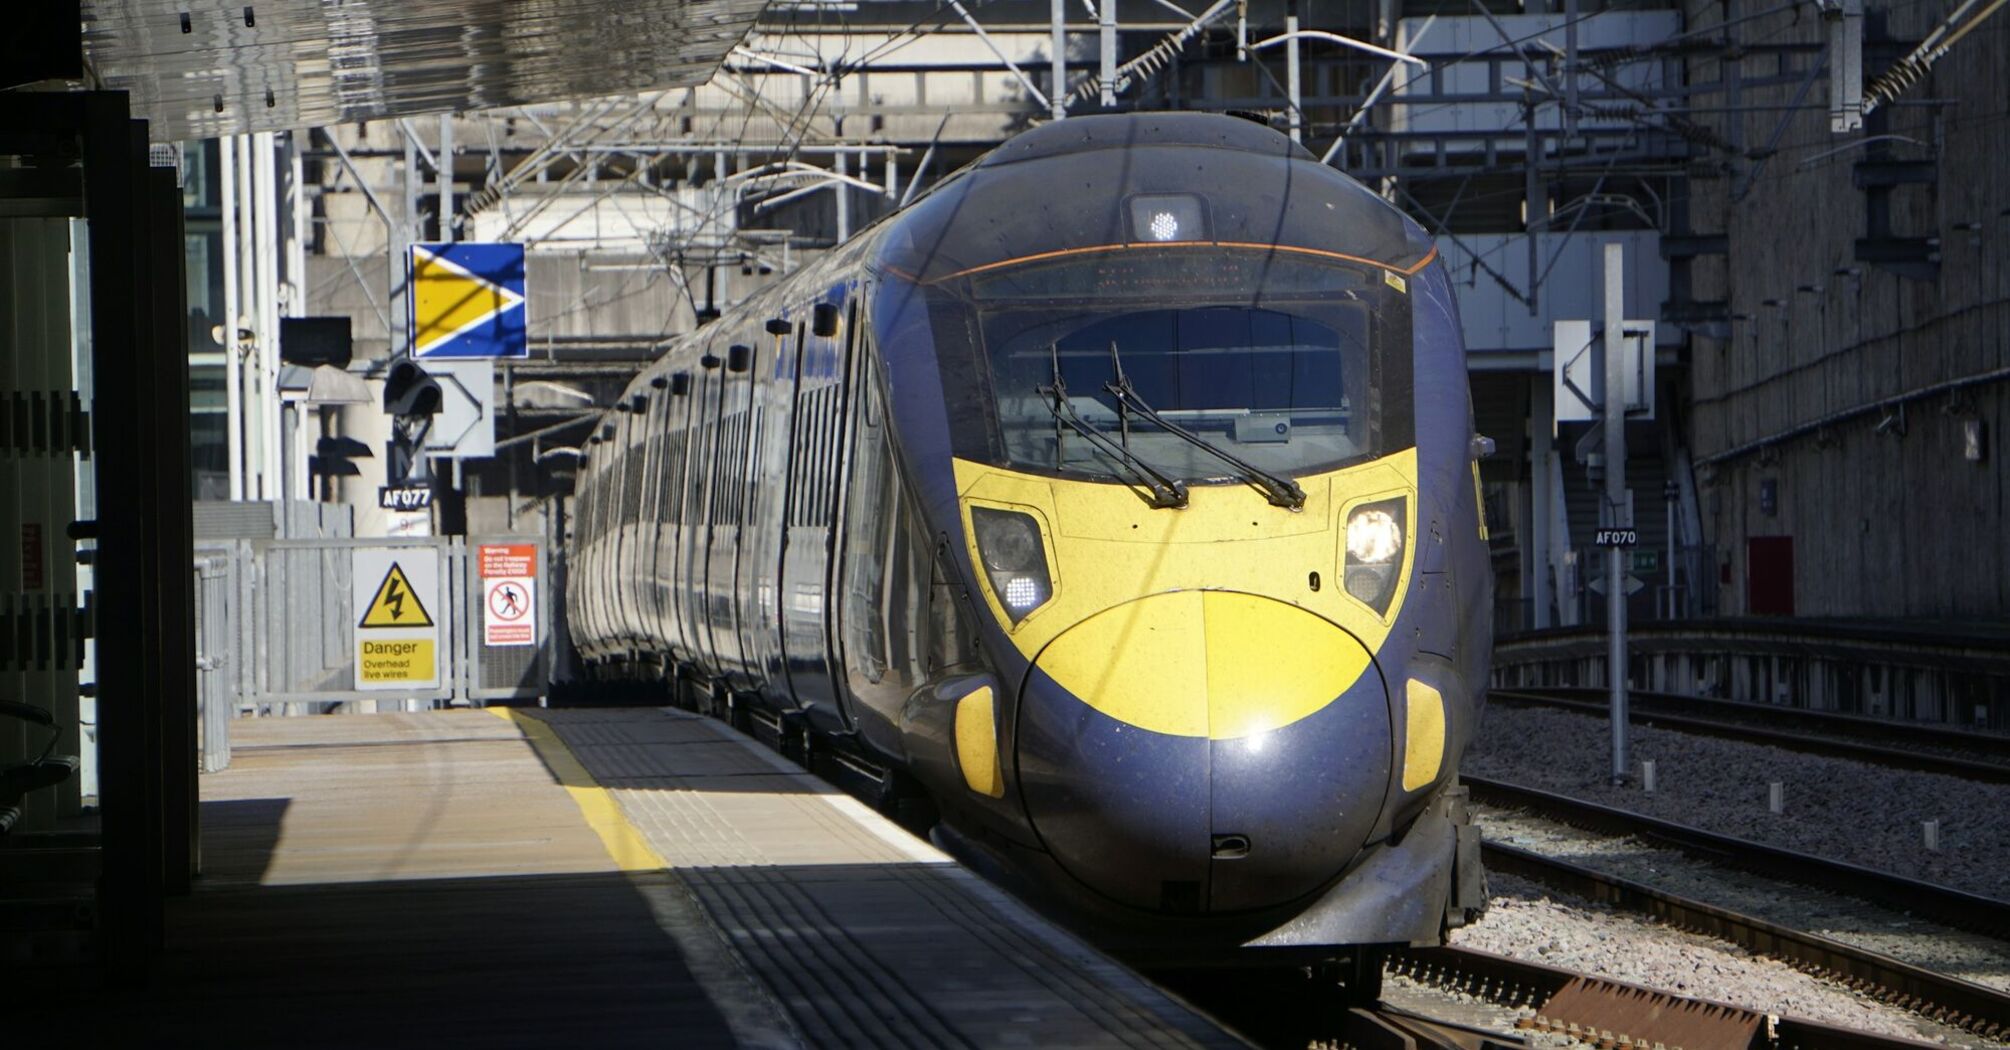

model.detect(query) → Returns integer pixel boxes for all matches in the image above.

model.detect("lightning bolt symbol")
[386,578,407,620]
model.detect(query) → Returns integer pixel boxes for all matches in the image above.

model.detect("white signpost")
[1553,319,1657,423]
[1553,245,1659,786]
[352,547,443,691]
[422,359,497,459]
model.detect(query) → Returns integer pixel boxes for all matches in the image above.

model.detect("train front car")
[871,114,1491,957]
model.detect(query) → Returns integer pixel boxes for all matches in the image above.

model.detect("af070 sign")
[352,547,442,690]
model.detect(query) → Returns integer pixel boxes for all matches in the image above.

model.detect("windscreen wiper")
[1038,344,1187,509]
[1103,342,1307,510]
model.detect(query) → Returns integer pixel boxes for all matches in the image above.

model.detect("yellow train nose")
[1017,591,1393,912]
[1033,590,1373,739]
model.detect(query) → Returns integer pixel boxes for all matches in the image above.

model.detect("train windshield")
[908,246,1412,483]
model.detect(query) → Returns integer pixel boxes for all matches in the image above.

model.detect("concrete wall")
[1684,1,2010,617]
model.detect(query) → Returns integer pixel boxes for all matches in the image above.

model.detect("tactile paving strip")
[538,708,1246,1050]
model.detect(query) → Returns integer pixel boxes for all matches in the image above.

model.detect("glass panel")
[908,247,1402,482]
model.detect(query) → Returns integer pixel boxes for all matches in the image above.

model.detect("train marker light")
[970,506,1052,622]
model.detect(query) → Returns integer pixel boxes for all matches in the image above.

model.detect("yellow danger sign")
[359,562,435,628]
[359,638,437,683]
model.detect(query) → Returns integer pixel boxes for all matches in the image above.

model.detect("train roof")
[975,111,1317,168]
[877,111,1435,286]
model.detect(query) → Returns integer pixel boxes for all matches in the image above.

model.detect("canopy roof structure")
[80,0,769,140]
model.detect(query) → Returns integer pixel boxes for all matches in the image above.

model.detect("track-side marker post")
[1602,243,1630,786]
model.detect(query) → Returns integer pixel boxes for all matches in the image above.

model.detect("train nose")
[1015,591,1392,914]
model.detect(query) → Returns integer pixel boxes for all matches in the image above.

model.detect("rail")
[1464,776,2010,939]
[1481,842,2010,1040]
[1385,945,1971,1049]
[1489,687,2010,783]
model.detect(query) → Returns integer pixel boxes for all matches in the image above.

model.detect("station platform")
[32,707,1247,1048]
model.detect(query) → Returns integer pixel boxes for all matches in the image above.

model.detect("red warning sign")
[479,544,536,578]
[488,579,529,620]
[483,576,535,646]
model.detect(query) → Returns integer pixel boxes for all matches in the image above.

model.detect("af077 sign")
[352,547,442,690]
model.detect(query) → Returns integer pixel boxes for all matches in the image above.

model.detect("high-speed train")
[565,112,1492,965]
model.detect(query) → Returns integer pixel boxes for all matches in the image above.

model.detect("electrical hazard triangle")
[359,562,434,628]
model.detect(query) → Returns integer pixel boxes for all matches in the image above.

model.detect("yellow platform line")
[487,707,668,872]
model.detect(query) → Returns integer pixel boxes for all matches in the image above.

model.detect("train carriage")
[566,112,1493,967]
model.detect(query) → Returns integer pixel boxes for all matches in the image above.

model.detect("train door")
[566,458,597,655]
[638,380,671,647]
[777,298,858,732]
[657,375,695,665]
[684,353,727,677]
[704,342,752,680]
[719,340,763,682]
[832,342,931,758]
[741,319,804,703]
[592,429,623,650]
[617,409,646,644]
[582,454,609,655]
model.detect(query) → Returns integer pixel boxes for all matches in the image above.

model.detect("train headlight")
[971,507,1052,622]
[1343,499,1406,613]
[1126,194,1207,243]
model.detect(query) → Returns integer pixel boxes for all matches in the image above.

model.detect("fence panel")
[465,537,553,700]
[192,549,236,773]
[191,535,552,768]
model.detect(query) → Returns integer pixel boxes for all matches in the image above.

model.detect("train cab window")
[893,247,1413,483]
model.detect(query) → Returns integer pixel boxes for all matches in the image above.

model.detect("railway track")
[1372,945,1974,1049]
[1464,775,2010,939]
[1489,688,2010,783]
[1479,842,2010,1042]
[1182,945,1970,1049]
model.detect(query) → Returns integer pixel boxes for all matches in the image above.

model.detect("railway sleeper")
[1391,945,1990,1050]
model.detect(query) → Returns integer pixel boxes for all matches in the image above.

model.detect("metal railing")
[1492,618,2010,731]
[192,535,551,770]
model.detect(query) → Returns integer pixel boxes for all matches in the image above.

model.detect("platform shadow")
[20,870,739,1049]
[188,796,289,886]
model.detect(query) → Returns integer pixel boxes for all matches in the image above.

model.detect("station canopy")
[80,0,770,141]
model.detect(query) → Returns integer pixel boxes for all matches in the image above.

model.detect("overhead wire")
[1861,0,2009,115]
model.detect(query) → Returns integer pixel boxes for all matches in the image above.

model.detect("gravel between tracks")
[1466,704,2010,900]
[1448,874,1998,1047]
[1480,805,2010,993]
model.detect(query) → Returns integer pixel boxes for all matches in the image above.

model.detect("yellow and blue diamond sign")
[409,242,527,359]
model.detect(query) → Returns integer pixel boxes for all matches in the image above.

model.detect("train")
[563,111,1492,974]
